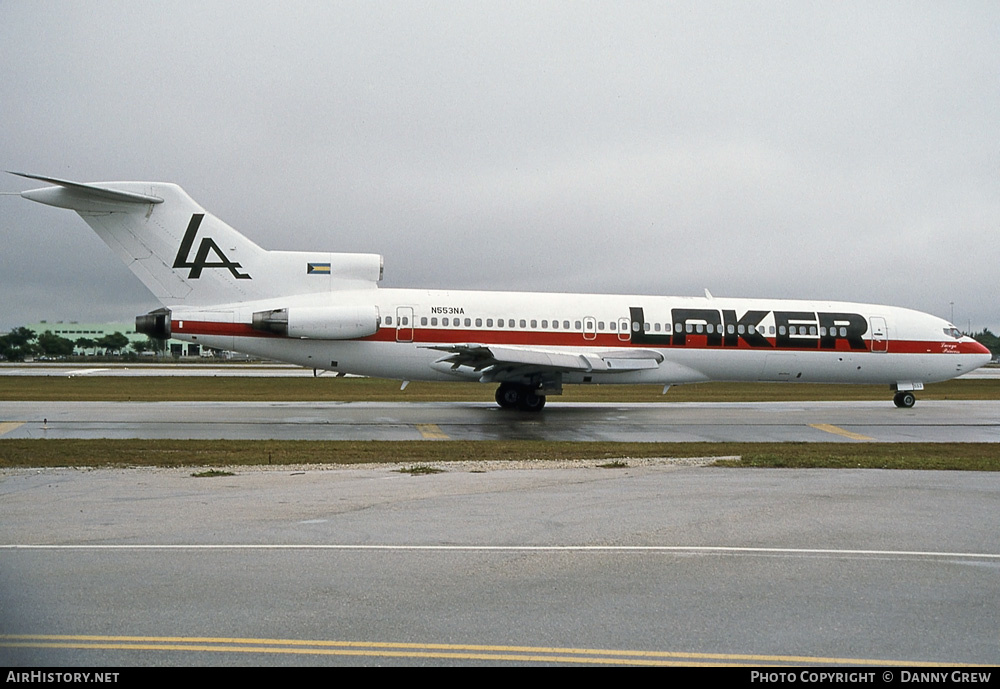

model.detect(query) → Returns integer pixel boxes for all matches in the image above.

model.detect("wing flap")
[423,343,664,376]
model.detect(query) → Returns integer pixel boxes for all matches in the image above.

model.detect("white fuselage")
[170,287,989,389]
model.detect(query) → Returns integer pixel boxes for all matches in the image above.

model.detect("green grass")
[1,377,997,402]
[191,469,236,477]
[395,465,446,475]
[1,440,998,471]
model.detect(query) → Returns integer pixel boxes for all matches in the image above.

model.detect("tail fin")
[14,172,382,307]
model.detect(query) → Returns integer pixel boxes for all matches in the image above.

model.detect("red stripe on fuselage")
[172,321,279,338]
[173,321,983,356]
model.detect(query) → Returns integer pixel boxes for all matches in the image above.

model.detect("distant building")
[26,320,205,357]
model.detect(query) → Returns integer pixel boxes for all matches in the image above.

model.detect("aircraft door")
[396,306,414,343]
[583,316,597,341]
[870,316,888,352]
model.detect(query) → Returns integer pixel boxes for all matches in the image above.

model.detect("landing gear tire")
[517,390,546,412]
[893,391,916,408]
[495,383,546,412]
[496,383,521,409]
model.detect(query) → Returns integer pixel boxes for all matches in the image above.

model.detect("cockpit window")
[943,327,963,339]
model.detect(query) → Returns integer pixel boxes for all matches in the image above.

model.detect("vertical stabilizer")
[14,173,382,306]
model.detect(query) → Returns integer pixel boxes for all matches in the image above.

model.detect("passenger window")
[530,319,537,328]
[431,318,438,326]
[475,318,482,327]
[487,318,493,327]
[563,321,570,330]
[541,320,548,328]
[598,321,605,330]
[421,317,427,326]
[386,316,393,326]
[464,318,471,327]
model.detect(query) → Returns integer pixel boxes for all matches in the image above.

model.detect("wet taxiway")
[1,399,998,442]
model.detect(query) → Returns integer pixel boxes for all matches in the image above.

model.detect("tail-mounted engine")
[135,308,172,340]
[251,305,380,339]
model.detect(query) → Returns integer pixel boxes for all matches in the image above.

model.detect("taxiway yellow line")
[809,423,874,441]
[0,422,25,437]
[415,423,450,439]
[0,634,988,667]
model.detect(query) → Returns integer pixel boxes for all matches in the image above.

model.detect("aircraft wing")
[422,343,664,378]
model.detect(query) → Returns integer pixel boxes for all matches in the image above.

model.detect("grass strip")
[1,440,998,471]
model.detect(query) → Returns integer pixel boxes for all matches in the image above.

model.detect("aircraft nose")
[968,339,991,356]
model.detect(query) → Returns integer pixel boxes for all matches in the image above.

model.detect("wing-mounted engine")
[251,305,380,339]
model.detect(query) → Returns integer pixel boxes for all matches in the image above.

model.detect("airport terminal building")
[27,321,207,357]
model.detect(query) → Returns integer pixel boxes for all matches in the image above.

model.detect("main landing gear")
[495,383,546,412]
[893,391,916,408]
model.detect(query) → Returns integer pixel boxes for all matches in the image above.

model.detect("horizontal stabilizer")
[10,171,164,206]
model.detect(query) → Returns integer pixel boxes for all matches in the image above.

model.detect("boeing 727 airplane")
[14,172,991,410]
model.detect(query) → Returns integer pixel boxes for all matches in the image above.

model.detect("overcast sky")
[2,1,997,334]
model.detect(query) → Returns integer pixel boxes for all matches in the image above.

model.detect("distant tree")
[74,337,98,355]
[972,329,1000,358]
[131,337,167,356]
[0,327,37,361]
[96,332,130,355]
[36,330,76,357]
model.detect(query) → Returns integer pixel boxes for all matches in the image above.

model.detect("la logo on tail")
[172,213,252,280]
